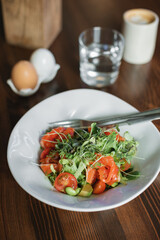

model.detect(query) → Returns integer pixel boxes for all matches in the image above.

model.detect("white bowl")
[7,89,160,212]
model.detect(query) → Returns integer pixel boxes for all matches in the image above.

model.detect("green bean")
[65,187,81,196]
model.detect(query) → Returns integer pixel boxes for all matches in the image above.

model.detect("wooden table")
[0,1,160,239]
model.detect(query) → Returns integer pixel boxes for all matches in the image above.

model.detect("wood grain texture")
[0,0,160,240]
[1,0,62,49]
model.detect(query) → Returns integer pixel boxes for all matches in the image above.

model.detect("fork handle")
[95,108,160,127]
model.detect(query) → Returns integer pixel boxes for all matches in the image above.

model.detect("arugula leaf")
[124,171,140,180]
[74,161,86,179]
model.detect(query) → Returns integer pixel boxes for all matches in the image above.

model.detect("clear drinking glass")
[79,27,124,87]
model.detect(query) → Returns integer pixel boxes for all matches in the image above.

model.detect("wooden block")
[1,0,62,49]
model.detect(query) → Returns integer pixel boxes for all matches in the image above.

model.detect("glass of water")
[79,27,124,87]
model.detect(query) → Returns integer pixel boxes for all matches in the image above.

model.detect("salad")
[39,123,139,197]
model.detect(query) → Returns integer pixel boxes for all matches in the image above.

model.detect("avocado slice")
[78,183,93,197]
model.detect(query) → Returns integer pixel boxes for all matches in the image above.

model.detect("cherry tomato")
[53,163,62,172]
[40,127,75,149]
[58,162,63,172]
[89,161,94,165]
[63,128,74,138]
[86,166,97,185]
[41,161,62,174]
[40,155,61,175]
[116,134,125,142]
[88,126,91,132]
[120,159,131,171]
[104,129,117,136]
[40,127,65,148]
[40,148,51,159]
[40,157,58,164]
[54,173,78,192]
[104,131,111,136]
[104,129,125,142]
[40,164,52,175]
[93,180,106,194]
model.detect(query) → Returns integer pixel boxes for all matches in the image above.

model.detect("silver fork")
[48,108,160,129]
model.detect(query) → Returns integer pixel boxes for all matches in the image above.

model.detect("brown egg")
[11,60,38,90]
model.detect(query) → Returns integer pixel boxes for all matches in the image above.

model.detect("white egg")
[30,48,60,83]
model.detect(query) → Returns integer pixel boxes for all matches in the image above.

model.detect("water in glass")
[80,42,122,87]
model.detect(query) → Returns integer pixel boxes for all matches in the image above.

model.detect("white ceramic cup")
[122,9,159,64]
